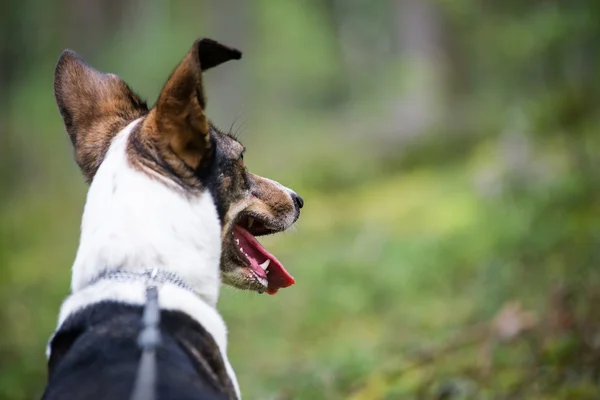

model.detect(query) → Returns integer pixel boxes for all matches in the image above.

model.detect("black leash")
[130,284,161,400]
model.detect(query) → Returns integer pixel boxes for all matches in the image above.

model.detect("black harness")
[45,268,238,400]
[92,268,195,400]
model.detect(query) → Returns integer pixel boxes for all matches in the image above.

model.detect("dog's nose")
[292,193,304,210]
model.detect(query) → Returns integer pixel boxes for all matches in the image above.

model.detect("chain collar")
[90,268,196,295]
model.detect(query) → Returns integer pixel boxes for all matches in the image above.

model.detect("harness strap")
[131,280,161,400]
[84,268,232,399]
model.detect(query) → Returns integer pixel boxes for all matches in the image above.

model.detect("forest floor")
[2,130,599,399]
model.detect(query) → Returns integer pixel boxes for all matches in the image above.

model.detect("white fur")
[51,119,240,398]
[71,120,221,303]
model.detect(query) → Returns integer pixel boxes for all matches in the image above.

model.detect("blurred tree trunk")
[0,0,25,199]
[323,0,445,140]
[66,0,127,54]
[314,0,353,106]
[386,0,445,141]
[325,0,393,99]
[204,0,252,128]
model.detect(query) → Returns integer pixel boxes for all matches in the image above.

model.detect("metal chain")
[90,269,196,294]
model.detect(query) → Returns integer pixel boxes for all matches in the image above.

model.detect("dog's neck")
[71,118,222,306]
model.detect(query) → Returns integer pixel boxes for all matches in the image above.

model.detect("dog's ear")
[54,50,148,181]
[146,38,241,170]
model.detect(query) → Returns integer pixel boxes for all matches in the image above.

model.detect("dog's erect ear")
[54,50,148,181]
[146,38,241,170]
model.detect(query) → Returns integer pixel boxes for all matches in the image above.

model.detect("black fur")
[198,127,249,222]
[42,302,237,400]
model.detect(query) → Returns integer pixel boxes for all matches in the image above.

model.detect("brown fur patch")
[54,39,241,183]
[147,45,211,171]
[126,119,203,193]
[54,51,148,181]
[126,39,242,190]
[249,174,297,223]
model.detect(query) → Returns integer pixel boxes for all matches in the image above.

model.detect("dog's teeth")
[235,238,240,245]
[259,260,270,271]
[248,217,254,229]
[239,247,244,253]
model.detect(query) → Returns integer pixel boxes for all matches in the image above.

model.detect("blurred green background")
[2,1,600,399]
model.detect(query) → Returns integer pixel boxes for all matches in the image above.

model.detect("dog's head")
[54,38,303,294]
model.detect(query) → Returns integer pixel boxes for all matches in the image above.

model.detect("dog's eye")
[240,148,245,161]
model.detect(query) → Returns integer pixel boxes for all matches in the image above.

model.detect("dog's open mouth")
[232,215,295,295]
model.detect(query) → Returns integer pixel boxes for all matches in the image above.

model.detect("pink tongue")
[233,225,295,294]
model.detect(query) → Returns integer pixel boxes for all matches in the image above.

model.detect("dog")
[41,38,303,400]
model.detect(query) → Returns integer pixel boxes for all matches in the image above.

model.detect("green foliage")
[2,0,600,399]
